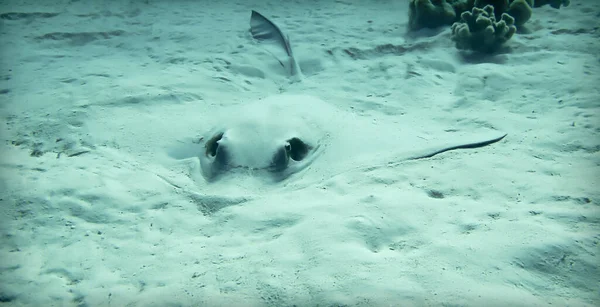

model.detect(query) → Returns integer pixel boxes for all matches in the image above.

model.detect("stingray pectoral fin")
[250,11,292,55]
[410,133,507,160]
[250,10,301,78]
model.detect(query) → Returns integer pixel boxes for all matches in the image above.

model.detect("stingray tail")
[410,133,507,160]
[250,10,302,81]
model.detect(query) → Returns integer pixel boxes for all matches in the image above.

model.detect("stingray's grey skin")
[250,10,302,80]
[196,95,507,183]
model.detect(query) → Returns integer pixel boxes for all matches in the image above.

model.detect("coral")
[451,5,517,53]
[533,0,570,9]
[408,0,456,31]
[507,0,533,26]
[472,0,533,26]
[447,0,476,16]
[474,0,509,19]
[407,0,566,33]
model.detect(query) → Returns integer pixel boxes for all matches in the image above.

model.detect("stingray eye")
[271,146,290,172]
[286,137,311,161]
[200,131,229,180]
[205,132,224,158]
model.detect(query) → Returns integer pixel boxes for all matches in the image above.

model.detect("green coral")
[408,0,456,31]
[406,0,568,33]
[474,0,533,26]
[474,0,509,19]
[447,0,476,16]
[451,5,517,53]
[507,0,533,26]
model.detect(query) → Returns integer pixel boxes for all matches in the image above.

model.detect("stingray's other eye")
[286,137,311,161]
[205,132,224,158]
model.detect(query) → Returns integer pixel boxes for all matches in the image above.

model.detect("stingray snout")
[200,129,314,181]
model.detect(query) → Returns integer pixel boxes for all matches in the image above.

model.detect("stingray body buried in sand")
[190,94,506,185]
[180,11,507,184]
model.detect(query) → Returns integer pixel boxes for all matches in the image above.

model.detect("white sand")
[1,0,598,306]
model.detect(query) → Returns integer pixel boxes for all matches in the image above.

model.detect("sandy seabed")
[0,0,598,306]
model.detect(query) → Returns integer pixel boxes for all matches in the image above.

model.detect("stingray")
[179,11,505,184]
[190,94,506,184]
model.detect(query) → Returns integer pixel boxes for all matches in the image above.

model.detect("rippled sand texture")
[0,0,598,306]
